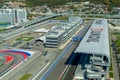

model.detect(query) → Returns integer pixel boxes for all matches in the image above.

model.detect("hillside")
[25,0,74,7]
[24,0,120,7]
[90,0,120,5]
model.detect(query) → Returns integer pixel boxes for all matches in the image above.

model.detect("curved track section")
[0,49,34,77]
[0,50,33,59]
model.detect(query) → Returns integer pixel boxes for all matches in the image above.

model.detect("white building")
[14,9,27,23]
[74,19,110,80]
[45,17,83,48]
[45,26,64,48]
[0,9,27,26]
[0,9,14,25]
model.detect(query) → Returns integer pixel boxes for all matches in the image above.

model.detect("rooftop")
[46,17,82,38]
[34,28,48,33]
[74,19,110,58]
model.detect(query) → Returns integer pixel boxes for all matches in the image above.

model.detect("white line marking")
[58,65,69,80]
[32,62,50,80]
[0,61,24,80]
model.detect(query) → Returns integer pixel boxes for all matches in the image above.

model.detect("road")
[0,52,24,78]
[0,14,65,80]
[0,21,48,40]
[44,42,78,80]
[9,51,43,80]
[0,21,62,49]
[62,53,90,80]
[0,50,41,80]
[0,14,69,43]
[40,21,92,80]
[0,20,63,80]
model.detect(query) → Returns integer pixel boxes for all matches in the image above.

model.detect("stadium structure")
[73,19,110,80]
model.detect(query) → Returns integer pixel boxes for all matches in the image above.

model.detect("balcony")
[90,56,110,66]
[92,61,110,66]
[86,72,101,79]
[86,68,102,79]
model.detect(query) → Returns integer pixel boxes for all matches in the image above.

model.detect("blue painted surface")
[40,42,73,80]
[72,37,82,42]
[8,50,31,57]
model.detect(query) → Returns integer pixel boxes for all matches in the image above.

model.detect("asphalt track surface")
[0,50,31,78]
[63,53,90,80]
[42,21,92,80]
[45,42,79,80]
[62,22,92,80]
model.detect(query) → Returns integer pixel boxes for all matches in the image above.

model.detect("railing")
[92,61,110,66]
[86,72,101,79]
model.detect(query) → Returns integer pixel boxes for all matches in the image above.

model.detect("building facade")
[45,26,64,48]
[0,9,27,26]
[74,19,110,80]
[45,17,83,48]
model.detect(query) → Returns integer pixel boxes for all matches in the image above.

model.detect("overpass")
[0,14,64,42]
[19,14,63,28]
[74,13,120,19]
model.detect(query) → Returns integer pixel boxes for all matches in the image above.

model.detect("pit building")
[73,19,110,80]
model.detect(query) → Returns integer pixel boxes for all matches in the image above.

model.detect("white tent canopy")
[34,28,49,33]
[36,36,46,43]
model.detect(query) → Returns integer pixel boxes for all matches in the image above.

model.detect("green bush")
[52,16,68,20]
[109,72,113,78]
[16,37,34,41]
[19,74,32,80]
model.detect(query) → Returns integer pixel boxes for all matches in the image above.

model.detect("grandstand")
[74,19,110,80]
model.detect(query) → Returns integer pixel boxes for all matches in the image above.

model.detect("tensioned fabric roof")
[74,19,110,58]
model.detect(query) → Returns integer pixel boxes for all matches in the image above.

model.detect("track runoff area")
[0,49,35,79]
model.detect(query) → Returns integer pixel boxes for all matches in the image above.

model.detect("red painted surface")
[0,50,31,70]
[5,55,14,64]
[0,50,28,59]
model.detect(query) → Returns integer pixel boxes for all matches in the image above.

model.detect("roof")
[37,36,46,43]
[74,19,110,58]
[34,28,49,33]
[46,27,64,38]
[46,17,83,38]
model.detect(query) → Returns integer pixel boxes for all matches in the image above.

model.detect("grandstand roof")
[74,19,110,58]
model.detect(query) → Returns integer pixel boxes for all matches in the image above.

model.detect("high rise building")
[14,9,27,23]
[0,8,27,26]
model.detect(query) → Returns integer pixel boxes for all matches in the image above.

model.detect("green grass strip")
[19,74,32,80]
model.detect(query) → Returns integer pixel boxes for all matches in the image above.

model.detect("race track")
[0,49,34,77]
